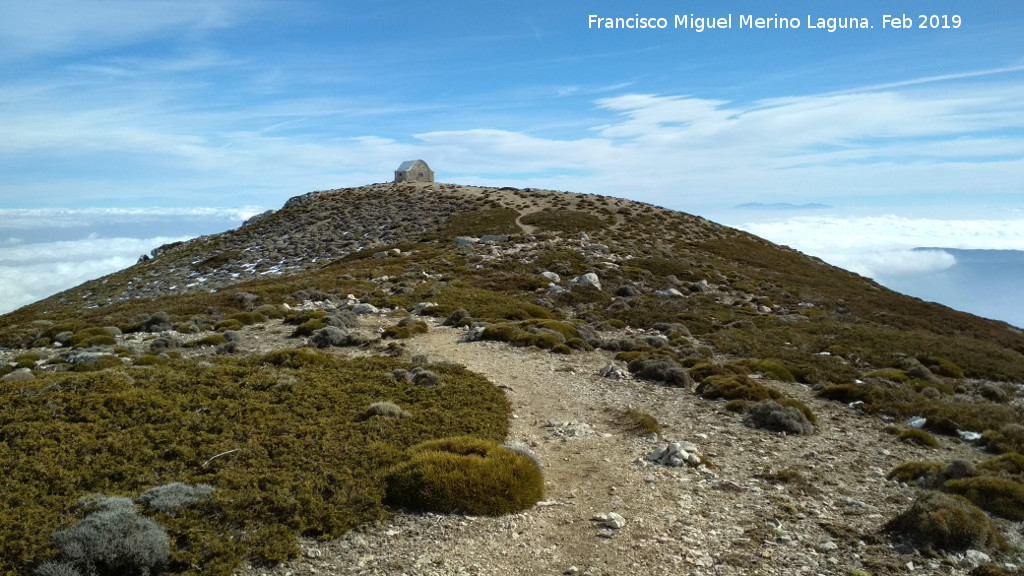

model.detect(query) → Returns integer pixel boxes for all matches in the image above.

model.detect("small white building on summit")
[394,160,434,183]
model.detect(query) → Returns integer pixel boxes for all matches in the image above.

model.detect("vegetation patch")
[0,352,510,575]
[898,428,941,449]
[442,208,521,238]
[384,436,545,516]
[479,321,573,355]
[383,318,429,339]
[883,491,1008,553]
[696,374,781,403]
[612,407,662,436]
[518,210,607,234]
[942,477,1024,521]
[626,357,692,388]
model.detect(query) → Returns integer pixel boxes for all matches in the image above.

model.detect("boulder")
[570,273,601,291]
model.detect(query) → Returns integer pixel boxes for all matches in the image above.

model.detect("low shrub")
[213,319,244,332]
[384,436,544,515]
[887,461,949,488]
[311,326,352,348]
[742,359,796,383]
[442,309,472,327]
[883,491,1008,553]
[627,357,692,388]
[865,369,909,383]
[223,312,267,327]
[745,400,815,435]
[978,383,1010,403]
[976,453,1024,478]
[981,424,1024,455]
[898,428,941,449]
[411,368,441,387]
[137,482,214,515]
[383,318,429,339]
[776,397,818,426]
[361,401,411,420]
[818,384,870,404]
[696,374,781,402]
[614,408,661,436]
[942,476,1024,521]
[968,564,1024,576]
[44,495,170,576]
[290,318,325,337]
[193,334,228,347]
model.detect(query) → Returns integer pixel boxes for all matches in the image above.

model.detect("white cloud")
[0,235,192,314]
[0,207,263,230]
[0,0,250,61]
[737,215,1024,280]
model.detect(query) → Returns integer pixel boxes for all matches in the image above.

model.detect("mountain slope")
[2,182,1023,576]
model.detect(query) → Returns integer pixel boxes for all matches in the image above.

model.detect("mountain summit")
[2,183,1022,576]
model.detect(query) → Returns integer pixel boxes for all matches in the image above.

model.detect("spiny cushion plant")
[884,491,1008,553]
[0,351,509,576]
[942,477,1024,521]
[384,436,545,516]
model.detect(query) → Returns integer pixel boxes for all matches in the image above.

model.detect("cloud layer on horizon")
[738,215,1024,281]
[0,235,192,315]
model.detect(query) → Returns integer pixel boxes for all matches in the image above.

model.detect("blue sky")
[2,1,1024,320]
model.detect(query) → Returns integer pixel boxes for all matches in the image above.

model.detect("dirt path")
[238,318,997,576]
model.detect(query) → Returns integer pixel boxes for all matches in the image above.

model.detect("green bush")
[746,400,815,435]
[627,357,692,388]
[981,424,1024,455]
[614,408,661,436]
[818,384,870,404]
[0,354,511,575]
[887,461,947,487]
[194,334,229,347]
[865,369,909,383]
[884,491,1008,553]
[742,359,796,383]
[943,476,1024,521]
[383,319,429,339]
[898,428,941,449]
[696,374,781,402]
[384,436,544,515]
[976,453,1024,477]
[290,318,325,337]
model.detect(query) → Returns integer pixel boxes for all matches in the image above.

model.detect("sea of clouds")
[2,209,1022,329]
[736,215,1024,328]
[0,207,260,315]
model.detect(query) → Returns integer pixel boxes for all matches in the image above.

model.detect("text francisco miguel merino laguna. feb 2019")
[587,13,962,33]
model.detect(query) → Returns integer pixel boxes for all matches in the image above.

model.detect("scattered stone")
[540,271,561,283]
[352,303,379,315]
[545,420,599,440]
[655,288,684,298]
[411,302,438,314]
[646,442,702,467]
[480,235,509,244]
[960,549,991,567]
[569,273,601,291]
[592,512,626,530]
[453,237,478,247]
[371,251,389,259]
[2,368,34,381]
[597,364,628,380]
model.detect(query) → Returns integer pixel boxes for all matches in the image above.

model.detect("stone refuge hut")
[394,159,434,183]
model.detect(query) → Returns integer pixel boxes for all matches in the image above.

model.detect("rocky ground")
[174,311,1021,576]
